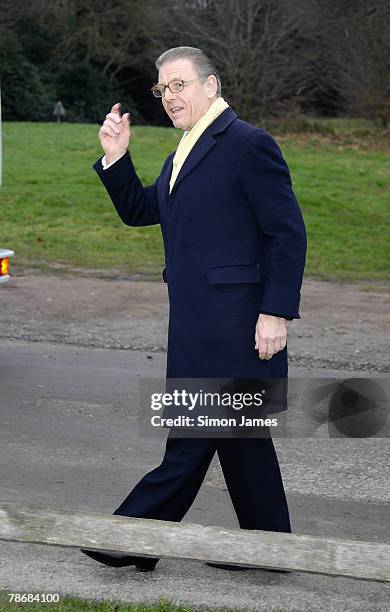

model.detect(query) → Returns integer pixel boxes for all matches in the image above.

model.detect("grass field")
[0,120,389,281]
[0,592,230,611]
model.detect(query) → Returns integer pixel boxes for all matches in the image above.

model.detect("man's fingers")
[102,121,120,135]
[265,339,275,360]
[258,338,269,360]
[273,334,287,355]
[106,113,121,126]
[100,125,118,138]
[99,104,130,157]
[273,337,282,354]
[111,102,121,114]
[102,113,130,137]
[257,338,277,360]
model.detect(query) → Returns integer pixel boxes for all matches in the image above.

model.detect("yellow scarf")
[169,96,229,193]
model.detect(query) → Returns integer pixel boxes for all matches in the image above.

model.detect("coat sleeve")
[93,151,169,226]
[239,130,307,319]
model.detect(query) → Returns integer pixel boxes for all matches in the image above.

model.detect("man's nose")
[163,87,176,101]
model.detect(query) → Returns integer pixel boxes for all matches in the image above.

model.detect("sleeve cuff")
[259,311,294,321]
[102,152,127,170]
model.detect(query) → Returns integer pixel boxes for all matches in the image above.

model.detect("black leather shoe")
[206,562,290,573]
[80,549,158,571]
[206,562,250,571]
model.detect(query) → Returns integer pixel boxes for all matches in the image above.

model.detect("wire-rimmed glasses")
[151,78,198,98]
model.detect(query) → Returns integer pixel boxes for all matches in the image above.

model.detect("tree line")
[0,0,389,126]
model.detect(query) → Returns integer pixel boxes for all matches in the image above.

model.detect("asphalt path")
[1,273,389,372]
[0,341,389,611]
[0,274,389,609]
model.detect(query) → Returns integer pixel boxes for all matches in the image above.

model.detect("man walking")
[81,47,307,572]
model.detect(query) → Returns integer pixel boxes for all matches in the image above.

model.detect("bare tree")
[0,0,19,36]
[338,5,390,126]
[42,0,148,79]
[301,0,390,125]
[142,0,317,121]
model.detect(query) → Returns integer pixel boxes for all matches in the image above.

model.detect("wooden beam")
[0,503,389,582]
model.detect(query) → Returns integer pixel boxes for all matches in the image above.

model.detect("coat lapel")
[169,107,237,197]
[161,153,174,202]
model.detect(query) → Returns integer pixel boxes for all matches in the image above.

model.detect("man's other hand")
[99,102,131,164]
[254,314,287,360]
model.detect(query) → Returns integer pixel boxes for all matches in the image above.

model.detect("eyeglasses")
[151,78,199,98]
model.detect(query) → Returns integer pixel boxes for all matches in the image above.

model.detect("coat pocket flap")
[207,264,264,284]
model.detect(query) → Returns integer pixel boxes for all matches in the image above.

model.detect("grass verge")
[0,120,388,281]
[0,592,232,611]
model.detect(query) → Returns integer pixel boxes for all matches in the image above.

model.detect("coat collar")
[167,107,237,197]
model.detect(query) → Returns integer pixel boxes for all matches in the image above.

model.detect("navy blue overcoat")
[94,107,307,379]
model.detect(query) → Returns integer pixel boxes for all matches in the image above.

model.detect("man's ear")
[207,75,218,98]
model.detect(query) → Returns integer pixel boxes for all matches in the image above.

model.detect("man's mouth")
[170,106,184,115]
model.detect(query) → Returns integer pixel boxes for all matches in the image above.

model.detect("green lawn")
[0,592,231,611]
[0,121,388,281]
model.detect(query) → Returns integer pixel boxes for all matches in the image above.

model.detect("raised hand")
[99,102,131,164]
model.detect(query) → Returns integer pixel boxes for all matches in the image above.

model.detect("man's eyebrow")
[158,75,183,84]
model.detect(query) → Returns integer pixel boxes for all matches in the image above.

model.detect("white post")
[0,79,2,187]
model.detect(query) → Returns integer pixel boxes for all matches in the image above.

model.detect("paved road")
[1,273,389,372]
[1,341,389,611]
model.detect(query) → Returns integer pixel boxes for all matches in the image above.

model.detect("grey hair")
[155,46,222,96]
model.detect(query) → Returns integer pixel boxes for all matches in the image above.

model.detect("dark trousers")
[113,434,291,538]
